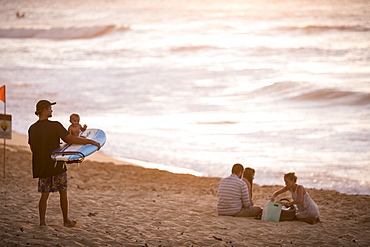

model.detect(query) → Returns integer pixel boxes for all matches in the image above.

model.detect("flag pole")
[3,86,5,179]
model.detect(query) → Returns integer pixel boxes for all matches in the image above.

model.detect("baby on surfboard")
[68,113,87,137]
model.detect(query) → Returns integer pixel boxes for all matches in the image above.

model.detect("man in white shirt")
[217,163,262,217]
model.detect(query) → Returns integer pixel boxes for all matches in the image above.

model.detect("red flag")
[0,85,5,103]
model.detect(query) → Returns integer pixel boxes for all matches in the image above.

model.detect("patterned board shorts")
[38,172,67,192]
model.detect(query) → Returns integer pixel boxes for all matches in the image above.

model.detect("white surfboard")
[51,128,106,162]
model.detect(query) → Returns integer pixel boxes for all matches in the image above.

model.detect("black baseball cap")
[35,100,56,115]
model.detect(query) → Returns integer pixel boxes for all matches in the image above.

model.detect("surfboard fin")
[51,151,85,164]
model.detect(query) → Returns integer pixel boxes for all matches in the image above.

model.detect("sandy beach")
[1,133,370,246]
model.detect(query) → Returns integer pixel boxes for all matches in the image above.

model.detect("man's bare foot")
[64,219,76,227]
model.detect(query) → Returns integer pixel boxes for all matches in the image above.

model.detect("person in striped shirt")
[217,163,262,217]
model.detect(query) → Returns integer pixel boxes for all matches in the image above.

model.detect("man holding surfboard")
[28,100,100,227]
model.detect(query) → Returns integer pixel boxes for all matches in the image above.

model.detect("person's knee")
[58,189,67,195]
[252,207,262,216]
[40,191,50,199]
[58,189,68,200]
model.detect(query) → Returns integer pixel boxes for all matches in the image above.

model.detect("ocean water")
[1,0,369,194]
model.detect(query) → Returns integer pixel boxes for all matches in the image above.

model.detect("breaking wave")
[291,88,370,106]
[0,25,129,40]
[276,25,370,33]
[255,82,370,106]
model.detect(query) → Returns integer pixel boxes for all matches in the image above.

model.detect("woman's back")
[292,185,320,218]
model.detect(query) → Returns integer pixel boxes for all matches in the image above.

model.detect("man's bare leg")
[39,191,50,226]
[59,189,76,227]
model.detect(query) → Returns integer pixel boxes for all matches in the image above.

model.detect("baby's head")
[70,113,81,125]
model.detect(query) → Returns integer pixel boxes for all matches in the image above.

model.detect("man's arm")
[63,134,101,150]
[241,183,251,208]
